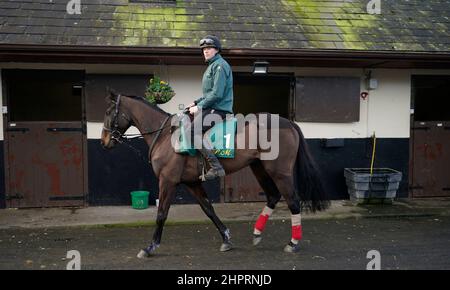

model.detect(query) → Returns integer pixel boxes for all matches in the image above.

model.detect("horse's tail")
[291,121,330,213]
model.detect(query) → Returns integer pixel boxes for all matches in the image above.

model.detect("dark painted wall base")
[87,137,409,206]
[306,138,409,199]
[0,142,5,209]
[0,138,409,208]
[88,139,157,206]
[87,139,220,206]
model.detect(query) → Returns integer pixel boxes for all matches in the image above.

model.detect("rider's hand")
[189,106,199,115]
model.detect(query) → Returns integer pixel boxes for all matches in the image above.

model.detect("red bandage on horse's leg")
[253,206,273,235]
[254,214,269,232]
[292,225,302,240]
[291,214,302,244]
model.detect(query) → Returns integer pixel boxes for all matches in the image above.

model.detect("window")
[412,75,450,121]
[295,76,361,123]
[85,74,151,122]
[4,69,84,122]
[233,73,293,119]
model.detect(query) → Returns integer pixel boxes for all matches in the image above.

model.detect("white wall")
[365,69,411,138]
[284,67,371,139]
[2,62,448,140]
[162,66,413,139]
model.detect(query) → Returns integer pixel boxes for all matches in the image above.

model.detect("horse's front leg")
[186,183,232,252]
[137,179,176,258]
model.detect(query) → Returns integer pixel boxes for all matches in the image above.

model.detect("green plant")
[145,75,175,104]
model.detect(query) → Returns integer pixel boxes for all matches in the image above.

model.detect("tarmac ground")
[0,198,450,270]
[0,215,449,270]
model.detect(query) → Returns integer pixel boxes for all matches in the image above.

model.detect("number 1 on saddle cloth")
[175,113,237,159]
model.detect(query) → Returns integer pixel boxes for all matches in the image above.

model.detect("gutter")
[1,44,450,68]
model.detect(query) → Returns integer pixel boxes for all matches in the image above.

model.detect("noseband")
[102,94,131,142]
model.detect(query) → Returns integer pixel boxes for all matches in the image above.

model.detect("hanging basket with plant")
[145,75,175,104]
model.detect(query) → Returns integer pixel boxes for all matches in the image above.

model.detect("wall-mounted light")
[364,70,378,90]
[253,61,269,75]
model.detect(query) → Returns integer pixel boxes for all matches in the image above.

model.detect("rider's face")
[203,47,218,61]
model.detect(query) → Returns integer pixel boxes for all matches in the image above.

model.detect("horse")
[100,90,330,258]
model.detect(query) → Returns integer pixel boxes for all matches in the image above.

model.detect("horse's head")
[101,89,133,149]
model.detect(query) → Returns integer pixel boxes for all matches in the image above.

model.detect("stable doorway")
[410,75,450,197]
[2,69,87,208]
[224,73,294,202]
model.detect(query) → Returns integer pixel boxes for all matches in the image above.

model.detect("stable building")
[0,0,449,208]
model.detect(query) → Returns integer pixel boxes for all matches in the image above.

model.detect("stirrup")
[199,166,225,181]
[200,162,207,181]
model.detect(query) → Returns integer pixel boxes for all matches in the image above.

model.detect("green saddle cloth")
[177,117,237,158]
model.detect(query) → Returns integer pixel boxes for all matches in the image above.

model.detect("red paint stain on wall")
[32,154,65,196]
[45,163,64,196]
[59,138,82,167]
[417,143,443,161]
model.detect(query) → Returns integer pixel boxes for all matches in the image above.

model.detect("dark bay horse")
[101,90,329,258]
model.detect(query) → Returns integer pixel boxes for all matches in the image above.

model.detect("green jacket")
[195,54,233,113]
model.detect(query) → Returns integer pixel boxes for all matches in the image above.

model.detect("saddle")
[173,113,237,159]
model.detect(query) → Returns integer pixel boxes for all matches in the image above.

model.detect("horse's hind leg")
[185,183,232,252]
[264,169,302,253]
[249,160,282,246]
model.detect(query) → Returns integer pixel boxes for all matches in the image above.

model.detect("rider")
[186,35,234,180]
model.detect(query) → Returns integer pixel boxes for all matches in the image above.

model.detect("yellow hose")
[370,132,376,175]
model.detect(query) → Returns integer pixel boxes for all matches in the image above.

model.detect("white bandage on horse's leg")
[253,206,274,235]
[291,214,302,245]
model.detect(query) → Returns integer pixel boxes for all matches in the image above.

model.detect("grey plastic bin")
[344,168,402,204]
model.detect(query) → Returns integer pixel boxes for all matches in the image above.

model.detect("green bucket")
[130,191,150,209]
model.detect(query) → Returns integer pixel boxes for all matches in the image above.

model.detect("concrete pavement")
[1,198,450,229]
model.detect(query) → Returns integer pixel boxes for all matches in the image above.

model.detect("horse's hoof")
[284,242,300,253]
[220,242,233,252]
[253,234,262,246]
[137,249,150,259]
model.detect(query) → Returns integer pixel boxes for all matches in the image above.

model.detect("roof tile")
[0,0,449,52]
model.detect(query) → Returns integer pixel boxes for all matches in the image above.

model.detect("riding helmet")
[199,35,222,52]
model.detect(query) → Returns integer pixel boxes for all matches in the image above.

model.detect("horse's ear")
[105,87,117,104]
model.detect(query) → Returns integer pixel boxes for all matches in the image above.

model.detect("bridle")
[103,94,129,142]
[103,94,173,163]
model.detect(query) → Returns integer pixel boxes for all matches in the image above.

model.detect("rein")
[103,94,174,165]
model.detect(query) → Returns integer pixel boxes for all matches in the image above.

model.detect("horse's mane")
[124,95,171,116]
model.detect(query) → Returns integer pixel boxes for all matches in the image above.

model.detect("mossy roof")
[1,0,450,52]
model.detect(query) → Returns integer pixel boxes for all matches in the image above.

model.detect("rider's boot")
[198,148,225,180]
